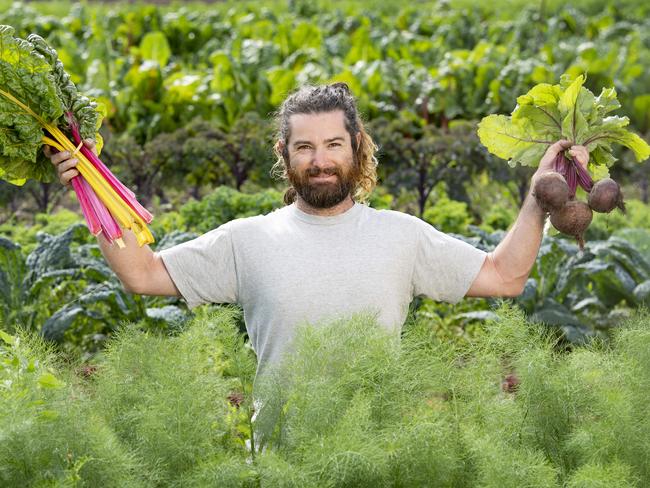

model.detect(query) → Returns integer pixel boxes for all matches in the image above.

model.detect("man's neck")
[295,195,355,216]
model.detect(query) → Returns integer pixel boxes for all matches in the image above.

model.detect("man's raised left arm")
[466,140,589,298]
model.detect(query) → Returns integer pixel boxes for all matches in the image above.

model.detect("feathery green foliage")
[89,307,254,485]
[5,305,650,485]
[0,328,142,486]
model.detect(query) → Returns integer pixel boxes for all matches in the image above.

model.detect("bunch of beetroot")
[477,74,650,249]
[533,150,625,249]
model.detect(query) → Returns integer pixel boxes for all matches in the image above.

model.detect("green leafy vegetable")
[0,25,63,183]
[478,74,650,172]
[0,26,103,184]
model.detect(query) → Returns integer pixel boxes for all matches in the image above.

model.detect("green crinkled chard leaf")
[478,72,650,170]
[28,33,102,142]
[0,25,63,183]
[0,26,104,185]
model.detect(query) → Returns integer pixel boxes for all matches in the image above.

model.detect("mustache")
[305,166,340,177]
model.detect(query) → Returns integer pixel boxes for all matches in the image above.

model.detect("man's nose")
[312,146,330,168]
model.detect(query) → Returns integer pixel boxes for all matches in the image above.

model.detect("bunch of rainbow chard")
[478,74,650,249]
[0,26,153,248]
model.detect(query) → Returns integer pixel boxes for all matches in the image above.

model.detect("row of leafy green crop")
[3,1,649,141]
[3,305,650,486]
[2,0,649,221]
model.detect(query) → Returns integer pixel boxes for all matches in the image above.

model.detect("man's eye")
[297,145,311,151]
[329,142,341,147]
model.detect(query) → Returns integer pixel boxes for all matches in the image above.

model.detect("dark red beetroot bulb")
[532,172,570,213]
[550,200,593,250]
[588,178,626,214]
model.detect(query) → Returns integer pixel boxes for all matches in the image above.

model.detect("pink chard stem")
[78,176,123,244]
[71,176,102,236]
[66,113,153,224]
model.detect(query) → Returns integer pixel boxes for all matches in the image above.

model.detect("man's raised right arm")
[45,142,180,298]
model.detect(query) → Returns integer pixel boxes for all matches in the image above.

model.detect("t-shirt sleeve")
[411,219,487,303]
[158,224,238,309]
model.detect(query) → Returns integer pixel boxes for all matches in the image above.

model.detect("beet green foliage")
[2,305,650,486]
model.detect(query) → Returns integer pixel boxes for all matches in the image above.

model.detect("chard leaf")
[139,31,171,67]
[28,33,102,142]
[0,26,62,183]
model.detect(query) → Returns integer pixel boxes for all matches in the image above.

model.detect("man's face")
[285,110,359,209]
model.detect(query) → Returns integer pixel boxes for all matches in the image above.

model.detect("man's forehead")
[288,111,348,142]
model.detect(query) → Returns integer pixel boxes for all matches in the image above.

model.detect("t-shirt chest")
[236,224,414,311]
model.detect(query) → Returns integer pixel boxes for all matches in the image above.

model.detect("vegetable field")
[2,0,650,485]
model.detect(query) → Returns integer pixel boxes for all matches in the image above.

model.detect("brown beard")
[287,159,359,209]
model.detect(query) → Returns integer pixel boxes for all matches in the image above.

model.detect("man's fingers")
[546,139,572,155]
[57,158,80,187]
[49,150,71,166]
[60,168,79,186]
[43,145,53,158]
[57,158,78,175]
[569,145,589,167]
[83,139,98,156]
[58,159,79,186]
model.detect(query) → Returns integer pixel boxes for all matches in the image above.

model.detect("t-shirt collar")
[289,201,363,225]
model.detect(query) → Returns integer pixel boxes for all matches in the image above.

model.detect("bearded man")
[46,83,589,379]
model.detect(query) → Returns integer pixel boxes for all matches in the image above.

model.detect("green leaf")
[0,26,63,183]
[28,33,103,142]
[516,83,562,108]
[558,77,595,143]
[265,67,296,107]
[615,131,650,162]
[512,105,562,137]
[594,87,620,118]
[481,72,649,174]
[633,280,650,303]
[37,371,64,389]
[210,52,236,92]
[532,299,583,327]
[477,114,550,167]
[558,75,584,117]
[632,94,650,132]
[140,31,172,67]
[589,147,615,171]
[0,329,15,345]
[41,305,85,342]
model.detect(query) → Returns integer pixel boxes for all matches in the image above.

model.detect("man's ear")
[277,140,289,164]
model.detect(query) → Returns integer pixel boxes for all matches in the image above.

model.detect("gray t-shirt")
[159,202,486,376]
